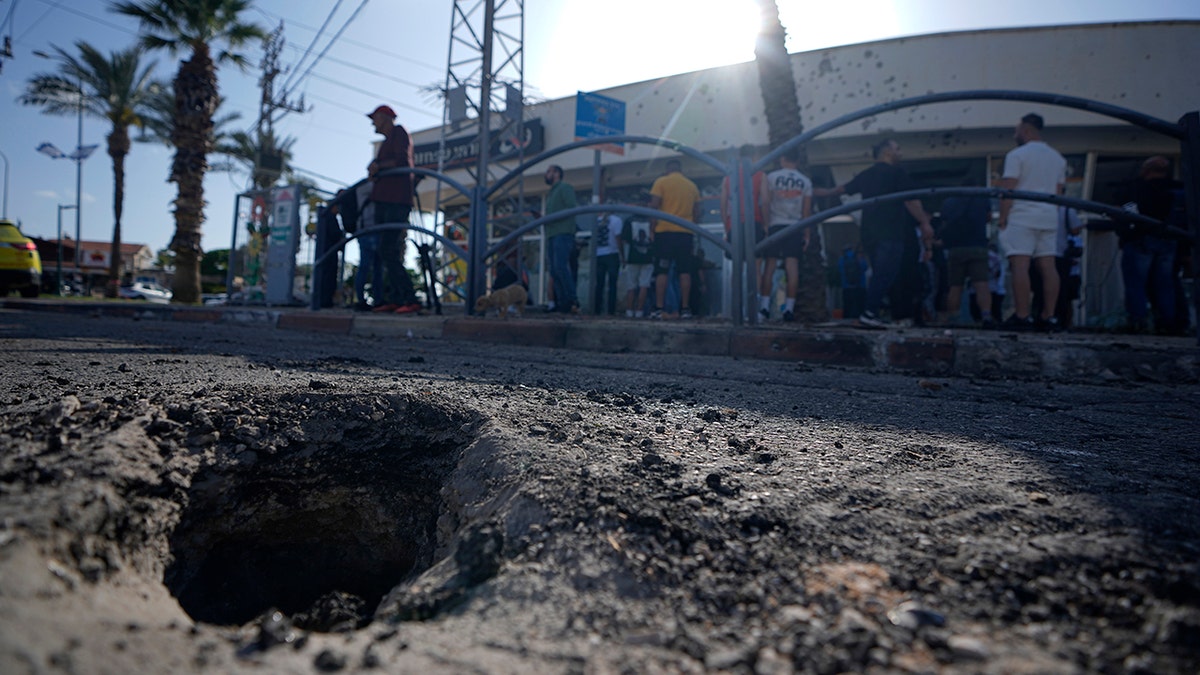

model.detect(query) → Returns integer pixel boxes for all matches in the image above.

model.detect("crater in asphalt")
[163,394,467,630]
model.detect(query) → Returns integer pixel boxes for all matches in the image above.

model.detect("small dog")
[474,283,527,318]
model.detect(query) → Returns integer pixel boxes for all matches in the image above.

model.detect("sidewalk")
[4,297,1197,383]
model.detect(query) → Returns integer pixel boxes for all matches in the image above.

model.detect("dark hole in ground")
[164,393,468,629]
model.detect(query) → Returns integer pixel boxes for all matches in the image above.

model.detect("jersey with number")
[765,167,813,227]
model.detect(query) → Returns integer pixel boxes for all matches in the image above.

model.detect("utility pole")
[254,23,306,191]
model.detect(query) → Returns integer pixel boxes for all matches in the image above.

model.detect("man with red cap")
[367,104,421,314]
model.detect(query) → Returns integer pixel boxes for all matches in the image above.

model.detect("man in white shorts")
[996,113,1067,331]
[758,147,812,322]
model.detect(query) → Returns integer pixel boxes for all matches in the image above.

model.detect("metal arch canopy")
[485,203,731,265]
[754,186,1175,257]
[311,221,469,272]
[485,134,731,201]
[755,89,1187,172]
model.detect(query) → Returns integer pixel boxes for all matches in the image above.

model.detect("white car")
[119,281,173,304]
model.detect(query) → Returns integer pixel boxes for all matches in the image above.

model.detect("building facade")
[33,237,156,293]
[411,21,1199,322]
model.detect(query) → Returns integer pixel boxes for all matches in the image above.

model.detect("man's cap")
[367,105,397,119]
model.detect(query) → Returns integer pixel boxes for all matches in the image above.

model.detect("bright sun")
[535,0,900,100]
[536,0,760,98]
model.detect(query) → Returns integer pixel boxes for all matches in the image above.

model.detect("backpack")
[333,181,373,234]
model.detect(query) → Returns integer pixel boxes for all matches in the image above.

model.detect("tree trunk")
[169,45,218,304]
[106,125,131,298]
[754,0,826,322]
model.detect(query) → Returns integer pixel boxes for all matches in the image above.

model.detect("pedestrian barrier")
[308,90,1198,337]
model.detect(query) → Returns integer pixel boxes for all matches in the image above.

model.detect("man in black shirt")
[1120,155,1182,332]
[816,139,933,327]
[938,186,994,327]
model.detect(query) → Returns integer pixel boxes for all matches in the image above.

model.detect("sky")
[1,0,1198,261]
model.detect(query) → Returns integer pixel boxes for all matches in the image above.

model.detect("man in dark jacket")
[1120,155,1182,333]
[816,139,933,328]
[367,104,421,314]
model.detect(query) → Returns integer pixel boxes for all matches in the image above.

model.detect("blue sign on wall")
[575,91,626,155]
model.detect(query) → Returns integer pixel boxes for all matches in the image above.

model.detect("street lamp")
[32,50,89,278]
[0,149,9,219]
[56,203,77,295]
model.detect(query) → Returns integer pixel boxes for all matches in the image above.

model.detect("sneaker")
[1001,314,1035,332]
[353,301,372,312]
[625,309,634,318]
[649,308,664,320]
[394,302,422,315]
[680,308,693,319]
[858,311,886,329]
[782,310,795,322]
[372,303,399,313]
[634,310,644,318]
[980,316,997,330]
[1038,316,1063,333]
[759,308,770,324]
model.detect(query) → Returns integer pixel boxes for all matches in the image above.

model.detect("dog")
[474,283,527,318]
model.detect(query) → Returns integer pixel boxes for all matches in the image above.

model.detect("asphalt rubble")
[0,302,1197,673]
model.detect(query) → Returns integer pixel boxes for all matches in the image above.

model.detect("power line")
[2,0,20,33]
[0,0,17,71]
[306,71,440,121]
[254,5,440,74]
[281,40,430,90]
[278,0,345,95]
[288,164,350,189]
[305,91,376,117]
[18,2,67,42]
[28,0,139,39]
[276,0,369,102]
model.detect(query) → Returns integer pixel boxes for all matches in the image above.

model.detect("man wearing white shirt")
[996,113,1067,331]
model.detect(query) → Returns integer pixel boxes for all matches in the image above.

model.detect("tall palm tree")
[754,0,826,321]
[20,42,158,297]
[138,87,242,147]
[112,0,265,304]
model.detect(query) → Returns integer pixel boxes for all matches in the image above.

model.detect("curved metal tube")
[756,186,1173,256]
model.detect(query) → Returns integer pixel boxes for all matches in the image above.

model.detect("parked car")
[0,219,43,298]
[119,281,173,303]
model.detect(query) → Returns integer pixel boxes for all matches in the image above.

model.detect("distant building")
[33,237,156,291]
[412,21,1199,322]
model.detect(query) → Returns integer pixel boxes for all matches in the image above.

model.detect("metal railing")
[306,90,1198,337]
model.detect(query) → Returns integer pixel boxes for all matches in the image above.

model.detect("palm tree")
[138,87,242,148]
[215,128,298,192]
[753,0,826,321]
[20,42,158,297]
[112,0,265,304]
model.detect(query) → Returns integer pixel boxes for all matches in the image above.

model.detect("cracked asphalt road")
[0,309,1197,674]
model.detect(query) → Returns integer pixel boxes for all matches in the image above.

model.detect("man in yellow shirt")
[649,159,702,319]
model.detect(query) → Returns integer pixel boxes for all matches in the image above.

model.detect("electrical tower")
[435,0,527,302]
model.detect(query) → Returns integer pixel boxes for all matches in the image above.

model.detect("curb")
[4,298,1196,382]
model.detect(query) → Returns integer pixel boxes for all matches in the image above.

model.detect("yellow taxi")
[0,219,43,298]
